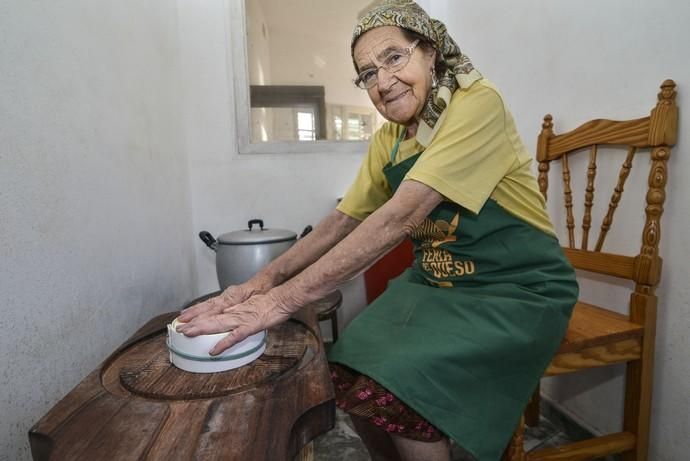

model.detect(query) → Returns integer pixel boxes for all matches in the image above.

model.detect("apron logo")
[414,212,476,280]
[412,212,460,248]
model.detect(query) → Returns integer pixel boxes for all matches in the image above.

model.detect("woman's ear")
[427,49,437,66]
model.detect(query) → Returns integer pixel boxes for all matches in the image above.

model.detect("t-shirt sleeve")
[405,83,519,214]
[336,125,395,221]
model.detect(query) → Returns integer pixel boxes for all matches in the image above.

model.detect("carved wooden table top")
[29,301,335,461]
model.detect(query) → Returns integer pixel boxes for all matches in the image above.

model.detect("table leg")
[295,441,314,461]
[330,315,339,342]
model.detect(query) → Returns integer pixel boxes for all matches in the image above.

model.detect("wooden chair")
[502,79,678,461]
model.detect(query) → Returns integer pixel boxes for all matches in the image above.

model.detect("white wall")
[0,1,196,460]
[432,1,689,460]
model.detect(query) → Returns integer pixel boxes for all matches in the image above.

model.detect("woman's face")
[353,26,436,126]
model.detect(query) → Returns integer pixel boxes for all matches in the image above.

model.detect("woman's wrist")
[244,272,275,295]
[269,284,308,315]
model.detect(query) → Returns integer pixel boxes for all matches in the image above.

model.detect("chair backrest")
[536,80,678,306]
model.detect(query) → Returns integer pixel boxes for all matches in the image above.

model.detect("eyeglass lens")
[356,42,416,89]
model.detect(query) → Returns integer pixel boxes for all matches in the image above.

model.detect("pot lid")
[217,219,297,245]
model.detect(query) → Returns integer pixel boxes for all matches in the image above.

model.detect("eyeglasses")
[354,39,420,90]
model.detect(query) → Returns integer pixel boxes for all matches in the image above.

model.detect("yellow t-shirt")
[337,78,556,236]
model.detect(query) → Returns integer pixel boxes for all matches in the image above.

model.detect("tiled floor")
[312,408,611,461]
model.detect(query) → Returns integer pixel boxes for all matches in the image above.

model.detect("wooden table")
[29,297,336,461]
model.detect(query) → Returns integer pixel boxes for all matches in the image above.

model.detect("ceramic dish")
[167,318,266,373]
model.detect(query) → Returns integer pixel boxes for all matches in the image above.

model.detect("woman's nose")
[376,67,397,91]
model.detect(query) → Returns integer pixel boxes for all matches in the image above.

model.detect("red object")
[364,239,415,303]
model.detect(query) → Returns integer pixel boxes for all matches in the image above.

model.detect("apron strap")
[390,128,407,164]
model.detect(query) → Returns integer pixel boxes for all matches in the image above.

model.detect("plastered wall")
[0,1,197,459]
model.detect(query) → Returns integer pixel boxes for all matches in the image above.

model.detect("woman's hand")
[177,283,258,324]
[175,291,296,355]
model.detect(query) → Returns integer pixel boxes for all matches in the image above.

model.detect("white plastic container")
[167,318,266,373]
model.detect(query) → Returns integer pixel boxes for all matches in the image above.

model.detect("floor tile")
[523,416,560,452]
[313,410,370,461]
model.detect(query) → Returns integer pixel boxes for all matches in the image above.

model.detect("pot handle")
[299,225,313,239]
[248,219,264,231]
[199,231,219,252]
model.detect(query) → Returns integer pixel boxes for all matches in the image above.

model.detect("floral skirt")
[329,363,444,442]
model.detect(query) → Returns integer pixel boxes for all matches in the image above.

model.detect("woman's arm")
[252,208,362,291]
[177,180,443,353]
[277,180,442,306]
[178,209,360,322]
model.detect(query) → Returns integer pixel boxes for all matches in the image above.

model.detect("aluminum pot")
[199,219,312,289]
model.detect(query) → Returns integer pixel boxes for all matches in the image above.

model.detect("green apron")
[328,134,578,461]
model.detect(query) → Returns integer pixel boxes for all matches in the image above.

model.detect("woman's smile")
[384,89,411,104]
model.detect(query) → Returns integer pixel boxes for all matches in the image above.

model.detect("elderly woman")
[178,1,578,459]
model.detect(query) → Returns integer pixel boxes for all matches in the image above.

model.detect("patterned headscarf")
[352,0,482,147]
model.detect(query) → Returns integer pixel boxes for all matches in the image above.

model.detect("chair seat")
[546,302,645,376]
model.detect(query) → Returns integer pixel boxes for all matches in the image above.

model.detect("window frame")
[226,0,370,155]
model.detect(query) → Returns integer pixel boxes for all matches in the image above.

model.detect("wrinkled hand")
[175,292,294,355]
[177,284,256,324]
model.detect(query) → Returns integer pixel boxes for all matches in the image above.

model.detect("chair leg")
[501,416,525,461]
[622,350,655,461]
[622,296,657,461]
[622,360,647,461]
[525,383,540,427]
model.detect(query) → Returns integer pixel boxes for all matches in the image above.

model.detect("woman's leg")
[390,434,451,461]
[350,415,402,461]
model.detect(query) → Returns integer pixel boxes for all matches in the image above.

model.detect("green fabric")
[328,149,578,460]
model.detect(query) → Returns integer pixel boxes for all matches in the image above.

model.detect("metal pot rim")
[217,235,296,245]
[217,229,297,245]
